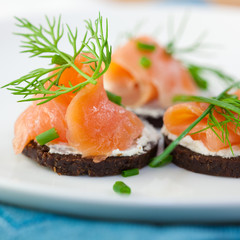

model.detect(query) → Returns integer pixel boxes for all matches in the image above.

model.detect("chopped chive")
[106,90,122,106]
[140,56,151,68]
[36,128,59,145]
[121,168,139,177]
[149,155,173,168]
[137,41,156,52]
[113,181,131,195]
[173,95,240,114]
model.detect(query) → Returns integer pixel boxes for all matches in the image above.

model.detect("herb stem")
[150,104,214,167]
[173,96,240,115]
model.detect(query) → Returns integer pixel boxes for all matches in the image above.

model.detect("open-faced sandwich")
[104,32,235,128]
[149,83,240,177]
[104,36,197,128]
[3,15,160,176]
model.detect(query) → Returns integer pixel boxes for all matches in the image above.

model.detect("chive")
[113,181,131,195]
[137,42,156,52]
[173,95,240,115]
[121,168,139,177]
[149,155,172,168]
[106,90,122,106]
[140,56,151,68]
[36,128,59,145]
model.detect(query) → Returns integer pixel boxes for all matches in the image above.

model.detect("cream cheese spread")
[128,101,165,118]
[161,125,240,158]
[48,121,161,157]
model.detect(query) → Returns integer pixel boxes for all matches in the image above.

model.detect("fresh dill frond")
[149,82,240,167]
[186,64,235,90]
[2,13,112,105]
[164,14,235,90]
[165,13,208,56]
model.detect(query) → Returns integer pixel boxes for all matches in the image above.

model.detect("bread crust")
[165,136,240,178]
[23,140,158,176]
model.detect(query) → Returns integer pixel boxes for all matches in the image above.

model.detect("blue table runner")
[1,204,240,240]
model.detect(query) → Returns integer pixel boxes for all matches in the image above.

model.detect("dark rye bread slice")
[137,115,163,129]
[23,140,158,177]
[165,136,240,178]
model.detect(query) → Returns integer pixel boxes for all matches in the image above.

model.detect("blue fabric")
[1,204,240,240]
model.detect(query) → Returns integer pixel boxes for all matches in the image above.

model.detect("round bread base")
[137,115,163,128]
[165,136,240,178]
[23,140,158,176]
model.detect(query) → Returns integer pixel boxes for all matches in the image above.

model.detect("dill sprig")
[2,13,112,104]
[164,15,235,90]
[149,82,240,167]
[186,64,235,90]
[165,14,209,56]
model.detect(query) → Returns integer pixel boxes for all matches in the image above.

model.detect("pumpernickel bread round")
[165,136,240,178]
[23,140,158,176]
[137,115,163,128]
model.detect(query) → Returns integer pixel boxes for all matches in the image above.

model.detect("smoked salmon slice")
[13,99,68,154]
[104,36,197,108]
[13,54,95,154]
[164,97,240,152]
[13,55,144,158]
[48,54,97,105]
[66,78,144,159]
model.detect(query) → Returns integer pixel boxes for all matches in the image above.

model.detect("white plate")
[1,4,240,223]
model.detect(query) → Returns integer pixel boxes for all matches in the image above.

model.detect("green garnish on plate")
[113,181,131,195]
[121,168,139,177]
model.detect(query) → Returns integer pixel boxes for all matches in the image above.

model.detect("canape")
[4,15,160,176]
[159,88,240,177]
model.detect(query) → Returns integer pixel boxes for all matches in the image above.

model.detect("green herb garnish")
[121,168,139,177]
[113,181,131,195]
[140,56,151,68]
[165,13,208,56]
[187,64,235,90]
[149,82,240,167]
[149,155,172,168]
[36,128,59,145]
[106,90,122,106]
[2,13,112,105]
[137,41,156,52]
[164,15,235,90]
